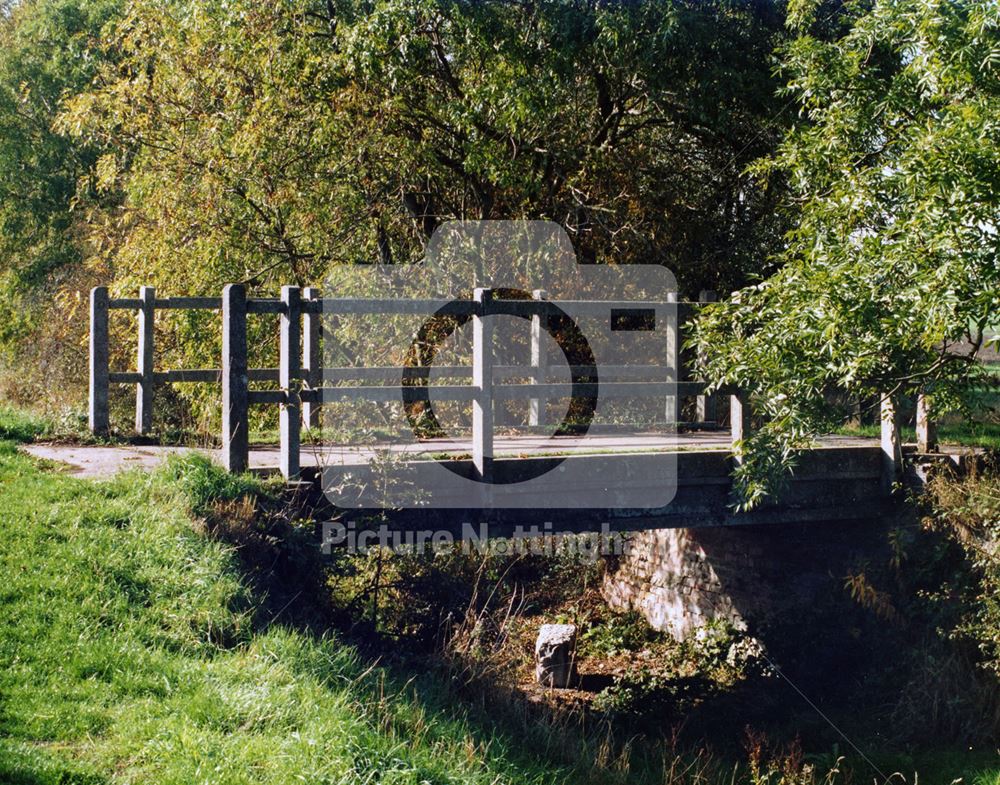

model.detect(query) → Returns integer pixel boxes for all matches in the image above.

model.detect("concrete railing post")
[695,290,717,425]
[880,394,901,494]
[529,288,547,428]
[302,286,321,432]
[730,390,751,460]
[473,288,494,482]
[280,285,302,480]
[916,392,937,453]
[89,286,110,435]
[135,286,155,435]
[222,284,249,473]
[665,291,682,425]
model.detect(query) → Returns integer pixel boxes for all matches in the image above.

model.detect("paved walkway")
[21,432,881,480]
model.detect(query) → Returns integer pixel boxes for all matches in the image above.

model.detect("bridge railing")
[90,283,930,485]
[90,284,730,478]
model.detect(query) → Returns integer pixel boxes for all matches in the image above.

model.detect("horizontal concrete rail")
[110,296,224,310]
[295,381,711,405]
[319,364,685,382]
[307,297,696,321]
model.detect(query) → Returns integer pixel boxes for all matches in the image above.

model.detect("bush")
[925,462,1000,679]
[0,404,52,442]
[580,609,661,657]
[592,668,712,718]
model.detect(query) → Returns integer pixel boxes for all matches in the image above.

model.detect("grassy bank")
[0,441,613,785]
[0,409,997,783]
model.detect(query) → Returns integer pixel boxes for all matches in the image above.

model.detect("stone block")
[535,624,577,688]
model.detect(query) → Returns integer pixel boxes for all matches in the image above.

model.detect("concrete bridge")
[85,284,940,535]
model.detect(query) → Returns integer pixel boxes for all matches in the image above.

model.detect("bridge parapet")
[88,283,932,507]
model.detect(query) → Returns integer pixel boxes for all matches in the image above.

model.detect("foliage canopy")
[0,0,118,376]
[37,0,794,423]
[64,0,788,296]
[694,0,1000,505]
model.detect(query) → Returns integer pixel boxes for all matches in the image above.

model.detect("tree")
[56,0,795,423]
[65,0,791,294]
[693,0,1000,506]
[0,0,119,377]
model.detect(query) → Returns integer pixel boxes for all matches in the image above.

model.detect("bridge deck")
[23,433,934,534]
[24,432,881,480]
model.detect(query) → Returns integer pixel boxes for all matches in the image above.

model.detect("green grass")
[0,437,732,785]
[835,421,1000,450]
[0,407,996,784]
[833,368,1000,449]
[933,420,1000,450]
[0,446,591,784]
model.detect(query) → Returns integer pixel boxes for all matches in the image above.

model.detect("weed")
[581,610,661,657]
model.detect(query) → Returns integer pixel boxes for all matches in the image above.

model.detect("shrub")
[0,404,52,443]
[592,668,712,718]
[581,610,661,657]
[925,462,1000,679]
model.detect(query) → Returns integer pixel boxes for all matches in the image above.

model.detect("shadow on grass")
[165,458,735,782]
